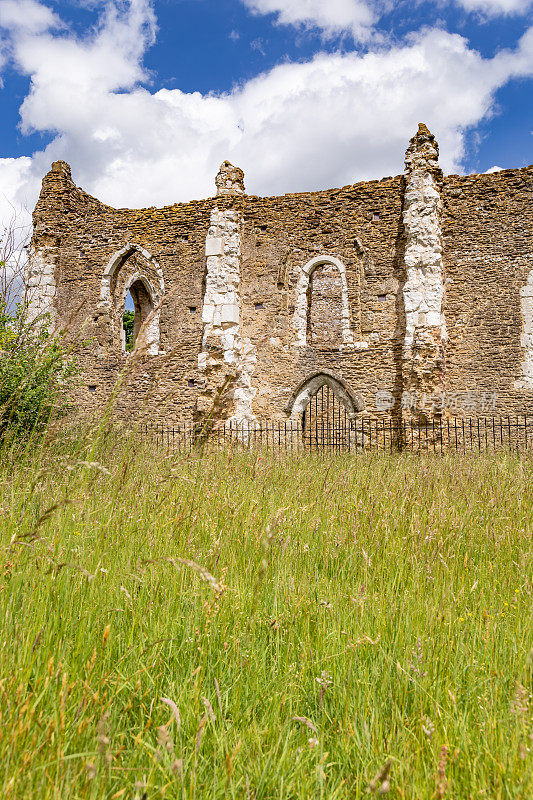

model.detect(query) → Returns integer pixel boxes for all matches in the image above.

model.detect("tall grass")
[0,430,532,798]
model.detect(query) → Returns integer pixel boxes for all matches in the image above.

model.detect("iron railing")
[139,416,532,455]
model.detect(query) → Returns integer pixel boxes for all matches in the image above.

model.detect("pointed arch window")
[121,275,158,354]
[99,243,165,356]
[286,372,363,420]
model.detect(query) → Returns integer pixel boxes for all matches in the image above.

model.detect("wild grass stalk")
[0,429,531,798]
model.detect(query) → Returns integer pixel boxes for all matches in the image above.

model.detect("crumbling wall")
[28,128,533,424]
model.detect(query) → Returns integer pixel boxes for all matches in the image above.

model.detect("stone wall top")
[215,161,245,196]
[32,154,533,228]
[404,122,442,179]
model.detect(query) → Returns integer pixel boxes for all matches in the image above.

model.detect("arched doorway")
[286,373,364,450]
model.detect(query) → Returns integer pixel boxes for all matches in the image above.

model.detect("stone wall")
[28,126,533,423]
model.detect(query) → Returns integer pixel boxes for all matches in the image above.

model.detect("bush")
[0,300,76,439]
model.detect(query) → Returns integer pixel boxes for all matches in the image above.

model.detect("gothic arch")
[100,243,164,303]
[285,371,364,420]
[292,255,354,347]
[99,243,165,356]
[517,269,533,389]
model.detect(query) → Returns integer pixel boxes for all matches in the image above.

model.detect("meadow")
[0,430,532,799]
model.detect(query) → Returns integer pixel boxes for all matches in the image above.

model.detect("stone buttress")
[517,270,533,390]
[401,124,447,416]
[196,163,258,424]
[25,161,74,329]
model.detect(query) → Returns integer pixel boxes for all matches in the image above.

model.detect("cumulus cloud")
[240,0,380,41]
[0,0,532,225]
[0,0,60,33]
[0,157,33,235]
[240,0,533,39]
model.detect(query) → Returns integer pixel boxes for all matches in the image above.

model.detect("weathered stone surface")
[197,207,257,423]
[27,127,533,423]
[516,270,533,389]
[215,162,245,197]
[402,123,447,418]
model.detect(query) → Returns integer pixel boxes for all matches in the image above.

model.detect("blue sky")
[0,0,531,223]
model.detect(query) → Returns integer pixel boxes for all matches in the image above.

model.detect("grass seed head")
[366,759,392,794]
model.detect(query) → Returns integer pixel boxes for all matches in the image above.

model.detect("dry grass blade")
[170,557,225,596]
[19,500,71,540]
[161,697,181,729]
[196,714,207,755]
[292,716,318,734]
[202,696,216,724]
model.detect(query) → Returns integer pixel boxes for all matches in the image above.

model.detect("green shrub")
[0,300,76,438]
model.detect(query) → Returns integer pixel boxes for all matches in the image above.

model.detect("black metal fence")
[139,416,532,455]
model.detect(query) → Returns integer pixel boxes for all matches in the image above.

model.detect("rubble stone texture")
[27,130,533,424]
[216,161,245,197]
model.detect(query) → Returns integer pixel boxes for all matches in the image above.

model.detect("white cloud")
[0,0,60,33]
[0,1,532,226]
[240,0,380,41]
[239,0,533,39]
[0,156,33,231]
[454,0,533,15]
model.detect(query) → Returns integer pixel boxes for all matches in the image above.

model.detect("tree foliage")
[123,310,135,352]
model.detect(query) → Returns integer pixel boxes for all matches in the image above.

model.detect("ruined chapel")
[27,124,533,424]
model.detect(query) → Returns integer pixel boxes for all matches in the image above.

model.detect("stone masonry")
[402,124,447,418]
[27,125,533,424]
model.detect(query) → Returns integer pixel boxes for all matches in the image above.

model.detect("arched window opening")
[307,262,344,347]
[100,243,165,356]
[121,278,155,354]
[122,291,135,352]
[287,374,362,449]
[293,256,354,348]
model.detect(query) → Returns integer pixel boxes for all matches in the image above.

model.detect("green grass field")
[0,431,532,798]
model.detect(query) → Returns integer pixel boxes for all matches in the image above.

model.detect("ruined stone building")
[27,124,533,425]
